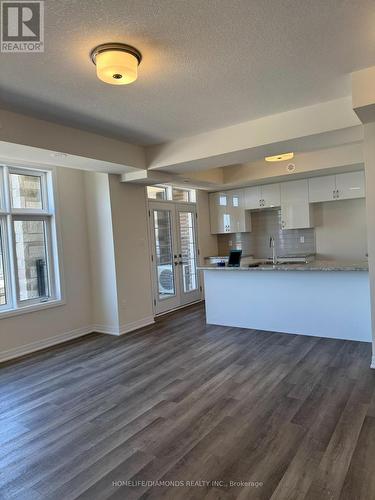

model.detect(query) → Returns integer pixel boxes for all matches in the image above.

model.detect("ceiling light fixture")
[50,152,68,158]
[90,43,142,85]
[265,152,294,162]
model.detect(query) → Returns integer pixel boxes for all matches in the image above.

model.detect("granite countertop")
[197,260,369,272]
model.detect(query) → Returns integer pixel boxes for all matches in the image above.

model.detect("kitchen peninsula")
[198,260,371,342]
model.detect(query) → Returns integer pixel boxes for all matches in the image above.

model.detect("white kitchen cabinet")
[280,180,313,229]
[336,171,365,200]
[209,190,251,234]
[244,184,280,209]
[261,183,281,207]
[308,171,365,202]
[209,192,229,233]
[244,186,262,209]
[308,175,336,203]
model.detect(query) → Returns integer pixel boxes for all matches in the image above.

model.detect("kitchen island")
[198,261,371,342]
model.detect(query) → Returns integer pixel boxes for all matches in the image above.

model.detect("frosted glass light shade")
[96,50,138,85]
[91,44,142,85]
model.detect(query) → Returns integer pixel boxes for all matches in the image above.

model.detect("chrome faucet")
[269,236,277,265]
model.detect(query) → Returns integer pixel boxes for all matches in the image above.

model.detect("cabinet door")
[228,189,251,232]
[280,179,309,203]
[244,186,262,209]
[281,203,313,230]
[209,193,228,233]
[336,171,365,200]
[280,180,313,229]
[261,183,280,208]
[308,176,336,202]
[209,192,235,234]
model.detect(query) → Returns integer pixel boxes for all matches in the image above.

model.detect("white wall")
[364,123,375,360]
[0,167,92,358]
[108,177,154,330]
[84,172,120,331]
[314,199,367,261]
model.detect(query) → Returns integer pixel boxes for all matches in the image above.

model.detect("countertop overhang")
[198,260,369,272]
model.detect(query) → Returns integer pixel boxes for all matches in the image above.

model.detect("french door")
[149,201,201,314]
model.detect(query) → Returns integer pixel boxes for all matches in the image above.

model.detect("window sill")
[0,298,65,320]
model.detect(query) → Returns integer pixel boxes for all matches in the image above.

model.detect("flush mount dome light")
[90,43,142,85]
[265,152,294,162]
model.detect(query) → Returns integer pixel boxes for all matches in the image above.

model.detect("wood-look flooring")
[1,303,375,500]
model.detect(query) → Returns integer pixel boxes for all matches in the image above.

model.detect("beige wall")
[313,199,367,261]
[0,176,213,360]
[108,177,154,329]
[0,167,92,357]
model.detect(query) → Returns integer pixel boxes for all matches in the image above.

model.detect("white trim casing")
[371,356,375,369]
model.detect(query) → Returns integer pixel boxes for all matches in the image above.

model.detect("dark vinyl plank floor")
[0,303,374,500]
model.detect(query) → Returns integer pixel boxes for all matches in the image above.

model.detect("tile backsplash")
[217,209,316,258]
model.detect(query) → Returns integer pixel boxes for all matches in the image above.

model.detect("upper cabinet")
[209,190,251,234]
[335,172,365,200]
[280,180,313,230]
[308,175,336,203]
[244,186,261,209]
[244,183,281,209]
[308,171,365,203]
[208,170,365,234]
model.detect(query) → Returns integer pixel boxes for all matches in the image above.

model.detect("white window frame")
[0,164,63,318]
[146,185,197,205]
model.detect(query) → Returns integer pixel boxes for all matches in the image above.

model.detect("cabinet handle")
[333,190,336,199]
[336,189,339,199]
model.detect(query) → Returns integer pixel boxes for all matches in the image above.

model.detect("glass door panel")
[0,224,7,306]
[149,202,180,314]
[177,207,201,305]
[153,210,175,300]
[149,201,201,314]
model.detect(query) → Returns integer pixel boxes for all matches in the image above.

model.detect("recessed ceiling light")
[90,43,142,85]
[265,152,294,162]
[50,152,68,158]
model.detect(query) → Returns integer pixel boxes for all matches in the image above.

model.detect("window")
[147,185,196,203]
[172,187,196,203]
[0,165,60,314]
[232,196,239,207]
[219,195,227,206]
[146,186,168,200]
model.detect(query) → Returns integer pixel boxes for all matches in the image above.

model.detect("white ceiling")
[0,0,374,146]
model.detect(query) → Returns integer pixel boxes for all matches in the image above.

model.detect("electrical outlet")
[300,236,305,243]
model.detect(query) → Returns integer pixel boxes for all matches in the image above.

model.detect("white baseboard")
[0,325,93,363]
[119,316,155,335]
[91,316,155,336]
[91,323,121,335]
[371,356,375,369]
[0,316,155,363]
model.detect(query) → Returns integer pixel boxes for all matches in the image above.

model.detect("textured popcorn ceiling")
[0,0,374,145]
